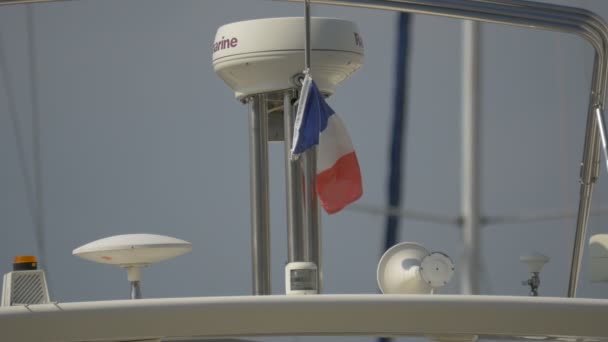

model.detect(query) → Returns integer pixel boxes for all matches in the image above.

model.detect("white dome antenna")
[520,253,550,296]
[377,242,455,295]
[73,234,192,299]
[213,17,364,100]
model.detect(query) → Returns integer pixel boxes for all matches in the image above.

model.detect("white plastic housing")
[589,234,608,282]
[378,242,454,295]
[420,252,455,288]
[72,234,192,267]
[520,253,550,273]
[213,17,364,99]
[2,270,50,307]
[285,262,318,295]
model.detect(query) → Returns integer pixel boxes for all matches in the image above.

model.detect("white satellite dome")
[73,234,192,299]
[72,233,192,266]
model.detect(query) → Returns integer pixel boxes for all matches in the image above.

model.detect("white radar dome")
[212,17,364,99]
[73,234,192,266]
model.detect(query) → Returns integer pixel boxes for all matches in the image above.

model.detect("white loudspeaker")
[377,242,454,295]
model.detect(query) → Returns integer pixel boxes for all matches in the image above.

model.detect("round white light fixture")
[73,234,192,299]
[377,242,454,295]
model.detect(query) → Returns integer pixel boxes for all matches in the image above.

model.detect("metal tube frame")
[303,148,322,292]
[248,95,272,295]
[461,20,481,295]
[2,0,608,297]
[304,0,312,70]
[284,90,307,263]
[303,0,323,292]
[130,281,142,300]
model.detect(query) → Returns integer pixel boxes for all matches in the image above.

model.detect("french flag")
[291,71,363,214]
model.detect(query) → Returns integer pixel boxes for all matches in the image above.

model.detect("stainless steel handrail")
[1,0,607,297]
[462,0,608,297]
[278,0,608,298]
[470,0,608,106]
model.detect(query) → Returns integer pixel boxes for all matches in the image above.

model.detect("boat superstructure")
[0,0,607,342]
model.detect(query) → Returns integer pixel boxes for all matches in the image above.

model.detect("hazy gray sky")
[0,0,606,319]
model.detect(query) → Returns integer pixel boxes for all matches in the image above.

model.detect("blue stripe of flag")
[292,80,335,155]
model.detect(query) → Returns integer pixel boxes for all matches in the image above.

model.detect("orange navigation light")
[13,255,38,271]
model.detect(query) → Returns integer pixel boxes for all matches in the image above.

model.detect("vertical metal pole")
[302,0,323,292]
[461,20,481,295]
[596,107,608,174]
[303,149,322,291]
[284,91,306,262]
[378,15,411,342]
[130,281,142,300]
[248,94,272,295]
[26,5,49,284]
[304,0,311,70]
[568,55,601,297]
[128,267,143,299]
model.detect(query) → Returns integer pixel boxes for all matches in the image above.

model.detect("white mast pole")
[461,20,481,295]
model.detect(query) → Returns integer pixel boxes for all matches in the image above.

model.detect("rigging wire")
[348,203,459,225]
[484,207,608,226]
[0,6,50,292]
[26,4,51,288]
[0,19,39,249]
[347,202,608,226]
[554,33,571,213]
